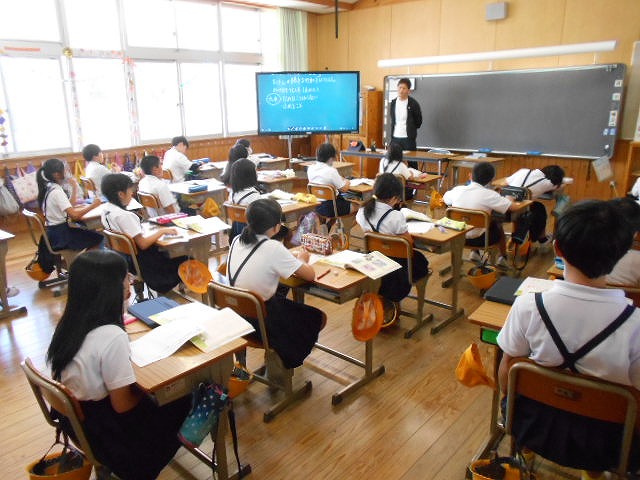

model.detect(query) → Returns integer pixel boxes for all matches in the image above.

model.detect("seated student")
[220,144,250,186]
[631,177,640,199]
[137,155,179,218]
[101,173,186,294]
[47,250,190,480]
[505,165,565,243]
[82,144,110,196]
[229,158,261,239]
[443,161,516,268]
[606,197,640,287]
[308,143,352,217]
[497,200,640,479]
[162,136,191,183]
[236,138,253,156]
[36,158,103,251]
[226,198,324,369]
[378,141,428,201]
[356,173,429,316]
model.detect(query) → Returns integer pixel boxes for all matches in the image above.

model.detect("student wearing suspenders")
[229,158,261,240]
[221,143,249,186]
[355,174,429,315]
[497,200,640,477]
[226,199,325,369]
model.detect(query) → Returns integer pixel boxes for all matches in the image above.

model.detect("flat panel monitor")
[256,71,360,135]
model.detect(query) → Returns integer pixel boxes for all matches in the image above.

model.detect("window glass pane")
[181,63,222,137]
[2,0,60,42]
[0,57,70,152]
[221,6,261,53]
[73,58,130,149]
[175,2,219,51]
[0,84,13,154]
[224,64,259,133]
[134,61,180,140]
[64,0,121,51]
[124,0,176,48]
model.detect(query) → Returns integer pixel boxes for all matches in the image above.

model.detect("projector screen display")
[256,71,360,135]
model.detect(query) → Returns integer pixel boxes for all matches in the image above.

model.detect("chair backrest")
[21,357,102,468]
[23,208,58,254]
[224,203,248,224]
[208,280,269,350]
[307,182,338,217]
[364,232,414,282]
[162,169,174,182]
[505,359,638,474]
[102,229,143,280]
[446,207,492,250]
[79,177,96,198]
[137,191,161,210]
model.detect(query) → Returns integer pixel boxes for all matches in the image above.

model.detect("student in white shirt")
[443,162,517,268]
[46,250,189,480]
[308,143,352,217]
[36,158,103,251]
[162,136,191,183]
[379,141,428,200]
[82,144,110,196]
[631,177,640,199]
[101,174,186,294]
[356,173,429,314]
[226,198,325,368]
[607,197,640,287]
[229,158,261,239]
[220,144,249,186]
[137,155,179,218]
[505,165,564,243]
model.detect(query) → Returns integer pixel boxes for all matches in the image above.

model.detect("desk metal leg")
[314,339,385,405]
[430,234,465,334]
[0,240,27,320]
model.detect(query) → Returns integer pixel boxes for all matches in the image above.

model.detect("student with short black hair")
[229,158,261,239]
[220,144,250,186]
[101,173,185,294]
[606,197,640,287]
[137,155,179,217]
[162,136,191,182]
[497,200,640,479]
[46,250,189,480]
[308,142,352,217]
[82,144,110,195]
[226,198,325,368]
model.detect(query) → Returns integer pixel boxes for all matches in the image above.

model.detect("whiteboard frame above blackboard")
[383,64,626,160]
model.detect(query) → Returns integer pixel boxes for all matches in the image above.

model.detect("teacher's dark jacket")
[389,96,423,141]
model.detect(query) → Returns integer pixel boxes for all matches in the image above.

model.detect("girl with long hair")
[229,158,261,239]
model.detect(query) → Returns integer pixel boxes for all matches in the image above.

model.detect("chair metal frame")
[208,280,312,422]
[307,182,356,247]
[102,229,149,302]
[21,358,111,479]
[505,359,638,478]
[363,231,432,338]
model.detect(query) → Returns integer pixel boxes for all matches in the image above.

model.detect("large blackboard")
[384,64,626,159]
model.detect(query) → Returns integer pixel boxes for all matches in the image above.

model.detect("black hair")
[47,250,128,381]
[363,173,403,220]
[221,144,249,185]
[140,155,160,175]
[472,162,496,186]
[82,144,101,162]
[102,173,134,209]
[37,158,65,207]
[398,78,412,89]
[235,139,251,149]
[240,198,282,245]
[609,197,640,233]
[171,136,189,148]
[556,199,633,279]
[541,165,565,186]
[230,158,258,194]
[316,143,336,163]
[383,141,403,171]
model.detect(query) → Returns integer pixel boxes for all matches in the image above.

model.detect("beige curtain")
[279,8,308,71]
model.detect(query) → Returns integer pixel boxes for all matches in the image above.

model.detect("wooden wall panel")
[314,12,350,71]
[347,6,392,87]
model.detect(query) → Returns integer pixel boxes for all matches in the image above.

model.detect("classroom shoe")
[468,250,482,263]
[496,256,509,270]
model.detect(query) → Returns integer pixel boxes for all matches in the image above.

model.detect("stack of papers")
[349,178,375,187]
[400,207,431,222]
[515,277,555,296]
[172,215,231,234]
[407,221,435,234]
[268,189,295,200]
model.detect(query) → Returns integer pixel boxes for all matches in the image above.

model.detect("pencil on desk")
[316,268,331,280]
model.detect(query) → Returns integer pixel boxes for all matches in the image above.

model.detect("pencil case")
[188,184,208,193]
[435,217,466,231]
[301,233,333,255]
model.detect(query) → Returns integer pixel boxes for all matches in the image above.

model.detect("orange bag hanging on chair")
[455,343,496,389]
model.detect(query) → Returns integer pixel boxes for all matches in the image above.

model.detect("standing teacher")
[389,78,422,167]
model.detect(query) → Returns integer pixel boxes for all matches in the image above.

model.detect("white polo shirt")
[101,202,142,238]
[631,177,640,198]
[506,168,556,199]
[378,159,411,179]
[227,234,301,300]
[43,183,72,226]
[356,202,407,235]
[163,147,192,183]
[497,281,640,389]
[443,181,511,238]
[138,175,178,217]
[393,98,408,138]
[58,324,136,401]
[307,162,347,190]
[85,161,110,195]
[231,187,261,206]
[607,250,640,287]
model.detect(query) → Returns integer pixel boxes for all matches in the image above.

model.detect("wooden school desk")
[79,199,144,231]
[0,229,27,320]
[468,300,511,460]
[340,149,454,179]
[344,174,442,203]
[291,160,354,179]
[450,155,505,186]
[169,178,227,208]
[198,161,227,180]
[224,200,320,230]
[129,322,250,479]
[257,172,295,193]
[282,260,385,405]
[253,156,289,171]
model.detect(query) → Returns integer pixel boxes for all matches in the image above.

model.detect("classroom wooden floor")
[0,223,584,480]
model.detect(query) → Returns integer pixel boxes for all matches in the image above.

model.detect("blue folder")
[127,297,179,328]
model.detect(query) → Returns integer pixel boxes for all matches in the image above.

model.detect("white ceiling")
[231,0,358,14]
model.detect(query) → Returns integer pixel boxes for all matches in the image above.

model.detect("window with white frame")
[63,0,121,51]
[224,63,260,134]
[134,61,181,141]
[181,62,223,137]
[2,0,60,42]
